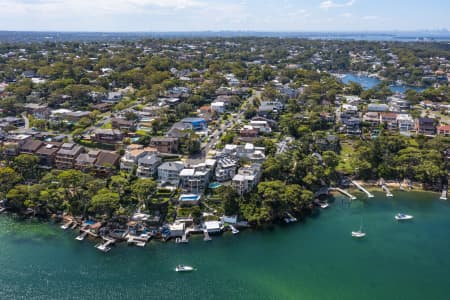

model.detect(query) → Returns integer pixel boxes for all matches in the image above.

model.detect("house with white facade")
[136,154,162,178]
[223,143,266,163]
[179,165,210,194]
[157,161,185,186]
[232,164,262,195]
[396,114,415,135]
[215,156,239,182]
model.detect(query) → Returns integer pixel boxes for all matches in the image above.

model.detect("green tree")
[14,154,39,180]
[132,178,157,209]
[0,167,21,198]
[90,189,120,217]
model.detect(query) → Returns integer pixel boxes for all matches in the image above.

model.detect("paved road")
[187,89,261,165]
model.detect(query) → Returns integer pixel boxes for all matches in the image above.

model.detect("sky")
[0,0,448,32]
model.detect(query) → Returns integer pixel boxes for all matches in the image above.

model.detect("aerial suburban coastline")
[1,33,450,239]
[1,1,450,299]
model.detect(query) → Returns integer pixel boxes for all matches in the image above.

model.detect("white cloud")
[341,12,352,18]
[320,0,355,9]
[1,0,205,16]
[362,15,378,20]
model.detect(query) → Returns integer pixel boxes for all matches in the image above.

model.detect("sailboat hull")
[351,231,366,238]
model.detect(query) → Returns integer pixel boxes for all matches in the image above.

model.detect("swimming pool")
[179,194,201,202]
[208,182,222,189]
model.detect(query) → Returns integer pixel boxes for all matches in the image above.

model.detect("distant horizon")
[1,29,449,34]
[0,1,448,32]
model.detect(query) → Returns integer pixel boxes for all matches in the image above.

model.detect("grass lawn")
[337,141,354,174]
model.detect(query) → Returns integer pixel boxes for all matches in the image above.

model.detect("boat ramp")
[329,187,356,200]
[381,184,393,197]
[440,186,447,200]
[203,229,212,241]
[351,181,374,198]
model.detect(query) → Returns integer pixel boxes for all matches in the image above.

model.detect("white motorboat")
[352,217,366,238]
[230,225,240,235]
[60,224,70,230]
[75,232,87,241]
[320,202,329,209]
[95,243,111,253]
[395,213,413,221]
[175,265,194,272]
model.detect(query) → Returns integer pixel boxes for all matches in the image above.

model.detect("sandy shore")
[350,180,425,192]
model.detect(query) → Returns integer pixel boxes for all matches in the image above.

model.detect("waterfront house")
[136,154,162,178]
[215,156,238,182]
[179,166,210,194]
[55,143,84,169]
[169,222,185,237]
[415,118,436,136]
[232,164,262,195]
[94,151,120,175]
[157,161,185,185]
[75,150,99,172]
[35,142,62,168]
[203,220,223,234]
[19,139,43,154]
[150,137,179,154]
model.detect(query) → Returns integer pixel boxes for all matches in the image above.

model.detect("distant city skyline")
[0,0,448,32]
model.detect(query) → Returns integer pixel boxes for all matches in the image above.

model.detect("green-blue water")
[342,74,425,93]
[1,191,450,300]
